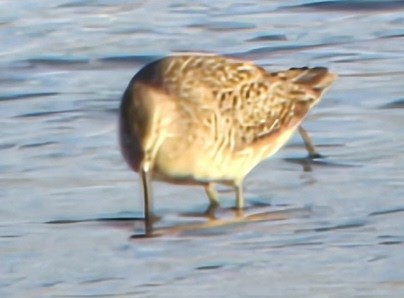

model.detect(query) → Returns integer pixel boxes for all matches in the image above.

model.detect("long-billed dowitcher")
[119,54,336,235]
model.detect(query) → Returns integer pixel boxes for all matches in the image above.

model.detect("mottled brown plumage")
[119,54,336,235]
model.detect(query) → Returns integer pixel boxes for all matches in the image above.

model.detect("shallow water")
[1,0,404,297]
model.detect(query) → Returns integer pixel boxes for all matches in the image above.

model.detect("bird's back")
[120,54,336,183]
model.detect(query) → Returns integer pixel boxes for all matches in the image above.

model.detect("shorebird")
[119,54,336,235]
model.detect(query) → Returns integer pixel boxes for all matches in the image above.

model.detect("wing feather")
[148,55,336,151]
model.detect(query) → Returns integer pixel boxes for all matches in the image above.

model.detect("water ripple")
[283,0,404,11]
[0,92,58,101]
[369,207,404,217]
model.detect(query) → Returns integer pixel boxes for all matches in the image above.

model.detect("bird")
[119,53,336,235]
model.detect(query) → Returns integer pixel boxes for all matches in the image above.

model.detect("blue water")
[1,1,404,297]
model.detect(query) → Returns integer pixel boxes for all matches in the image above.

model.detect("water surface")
[1,0,404,297]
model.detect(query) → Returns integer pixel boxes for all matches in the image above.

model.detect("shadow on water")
[56,0,149,9]
[283,143,359,172]
[46,212,144,225]
[377,235,404,246]
[15,54,160,71]
[295,220,368,233]
[98,55,161,67]
[15,109,81,119]
[368,207,404,217]
[0,92,59,102]
[379,98,404,109]
[230,43,330,60]
[133,204,313,238]
[187,21,256,32]
[281,0,404,11]
[368,209,404,246]
[246,34,287,42]
[284,155,359,172]
[46,204,314,238]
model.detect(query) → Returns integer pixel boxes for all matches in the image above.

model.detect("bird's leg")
[235,182,244,209]
[204,183,219,218]
[140,164,154,236]
[298,126,322,159]
[234,182,245,218]
[205,183,219,206]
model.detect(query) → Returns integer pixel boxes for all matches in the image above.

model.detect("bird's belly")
[152,140,245,184]
[151,124,299,185]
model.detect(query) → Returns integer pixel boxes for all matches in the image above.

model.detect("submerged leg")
[235,183,244,209]
[298,126,322,159]
[234,182,245,218]
[204,183,219,206]
[140,165,153,236]
[204,183,219,218]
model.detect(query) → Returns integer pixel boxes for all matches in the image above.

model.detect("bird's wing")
[213,66,336,149]
[155,55,336,150]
